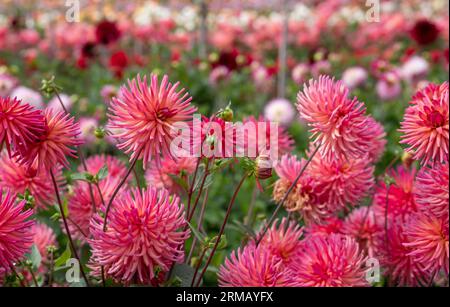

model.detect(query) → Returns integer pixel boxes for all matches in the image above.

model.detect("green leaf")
[231,220,257,239]
[187,221,205,243]
[28,244,42,270]
[170,263,195,287]
[54,243,72,269]
[168,173,189,192]
[70,172,89,182]
[96,165,108,181]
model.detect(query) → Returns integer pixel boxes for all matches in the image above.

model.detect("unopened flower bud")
[401,152,414,168]
[255,155,272,180]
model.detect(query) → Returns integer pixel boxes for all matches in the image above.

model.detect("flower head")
[81,154,128,181]
[296,76,372,161]
[0,189,34,274]
[0,96,45,156]
[32,223,56,259]
[108,74,196,167]
[289,234,368,287]
[366,117,387,162]
[399,82,449,166]
[95,20,121,45]
[264,98,296,126]
[304,216,343,238]
[410,19,440,46]
[89,188,189,284]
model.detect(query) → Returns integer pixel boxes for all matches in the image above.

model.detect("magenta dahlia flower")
[0,189,34,274]
[0,153,63,209]
[89,187,189,284]
[296,76,372,161]
[108,74,196,167]
[273,154,328,223]
[0,96,45,156]
[304,216,343,238]
[289,234,368,287]
[16,109,82,172]
[310,151,374,212]
[399,82,449,166]
[414,162,449,219]
[218,244,294,287]
[404,212,449,275]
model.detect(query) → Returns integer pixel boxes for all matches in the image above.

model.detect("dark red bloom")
[81,42,97,58]
[109,51,128,78]
[95,20,121,45]
[410,19,440,46]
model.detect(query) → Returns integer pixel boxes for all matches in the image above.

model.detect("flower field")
[0,0,449,288]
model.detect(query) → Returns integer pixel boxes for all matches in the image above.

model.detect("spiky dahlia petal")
[88,187,189,284]
[0,189,34,274]
[399,82,449,166]
[108,74,197,167]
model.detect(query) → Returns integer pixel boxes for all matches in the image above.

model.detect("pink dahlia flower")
[343,207,382,258]
[32,222,57,259]
[145,157,197,195]
[81,154,128,181]
[273,154,328,223]
[16,109,82,172]
[0,96,45,156]
[108,74,197,167]
[376,71,402,101]
[47,93,73,112]
[309,150,374,212]
[10,86,44,109]
[89,188,189,284]
[289,234,368,287]
[304,216,344,238]
[366,117,387,162]
[218,244,294,287]
[342,66,368,90]
[0,153,63,209]
[399,82,449,166]
[296,76,372,161]
[0,190,34,274]
[404,212,449,275]
[414,162,449,219]
[263,98,296,126]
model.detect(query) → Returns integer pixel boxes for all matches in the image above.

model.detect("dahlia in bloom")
[218,244,294,287]
[89,188,189,284]
[263,98,296,126]
[0,96,45,155]
[366,117,387,162]
[399,82,449,166]
[373,166,418,223]
[273,154,328,223]
[289,234,368,287]
[81,154,128,181]
[0,190,34,274]
[32,223,57,259]
[343,207,382,258]
[95,19,121,45]
[403,212,449,275]
[296,76,372,161]
[257,218,303,265]
[47,93,73,112]
[0,154,63,209]
[108,74,196,167]
[304,216,343,238]
[145,157,197,195]
[16,109,82,172]
[10,86,44,109]
[414,162,449,219]
[309,150,374,212]
[342,66,368,90]
[410,19,441,46]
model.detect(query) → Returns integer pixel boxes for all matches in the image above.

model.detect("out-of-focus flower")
[109,50,128,78]
[0,73,17,97]
[376,71,402,101]
[288,234,368,287]
[342,67,368,90]
[32,223,56,259]
[292,63,309,85]
[414,162,449,219]
[47,93,73,112]
[0,153,63,209]
[16,109,82,172]
[404,212,449,275]
[264,98,295,126]
[79,117,98,145]
[89,188,189,284]
[297,76,372,161]
[208,65,229,85]
[108,74,196,167]
[218,244,294,287]
[273,154,328,223]
[81,154,128,181]
[410,19,440,46]
[0,190,34,275]
[304,216,343,238]
[0,96,45,156]
[400,56,429,84]
[10,86,44,109]
[366,117,387,162]
[399,82,449,166]
[95,20,121,45]
[311,60,331,78]
[100,85,118,104]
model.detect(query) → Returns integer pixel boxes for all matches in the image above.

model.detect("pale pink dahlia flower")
[289,234,368,287]
[0,190,34,274]
[145,157,197,195]
[414,162,449,219]
[309,151,374,212]
[404,212,449,275]
[399,82,449,166]
[296,76,372,161]
[108,74,197,167]
[273,154,328,223]
[16,109,82,172]
[263,98,296,126]
[366,117,387,162]
[81,154,128,180]
[0,96,45,156]
[218,244,294,287]
[32,223,57,259]
[0,153,63,209]
[89,188,189,284]
[343,207,382,258]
